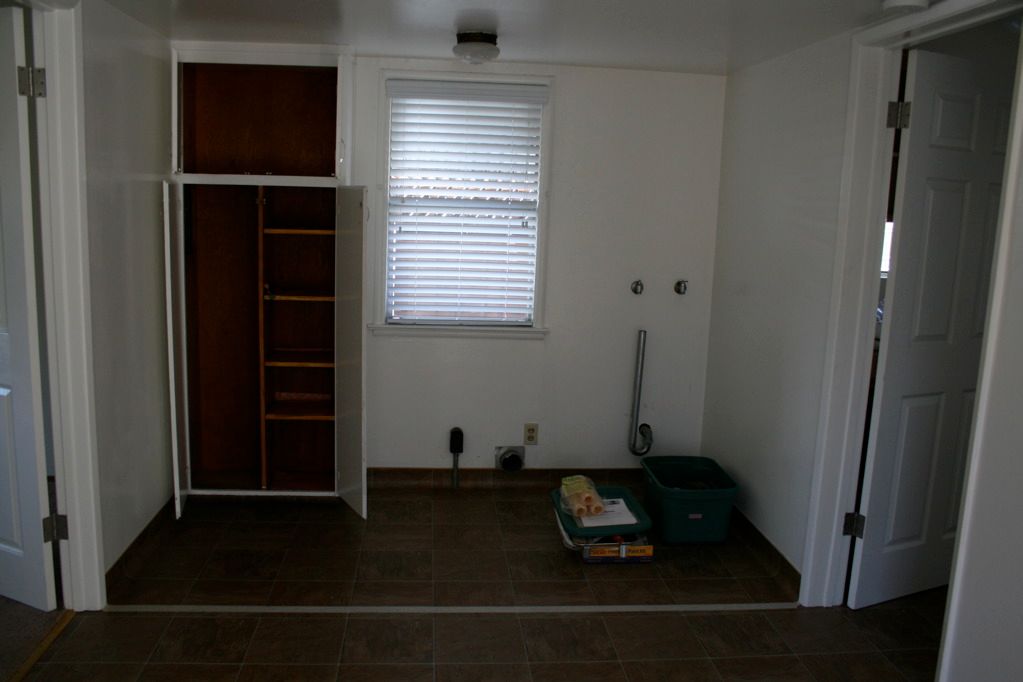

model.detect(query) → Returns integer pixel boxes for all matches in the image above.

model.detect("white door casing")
[848,48,1013,608]
[0,5,57,611]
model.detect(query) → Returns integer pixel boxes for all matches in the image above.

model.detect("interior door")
[336,187,365,517]
[0,5,57,610]
[848,48,1014,608]
[163,182,189,518]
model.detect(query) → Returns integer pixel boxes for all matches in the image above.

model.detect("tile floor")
[26,590,946,681]
[105,479,799,608]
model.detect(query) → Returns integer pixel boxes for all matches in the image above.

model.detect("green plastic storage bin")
[642,456,737,543]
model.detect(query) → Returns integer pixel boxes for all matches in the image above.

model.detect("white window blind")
[385,79,548,325]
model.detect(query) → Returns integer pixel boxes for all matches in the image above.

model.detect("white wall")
[352,58,725,469]
[80,0,172,570]
[701,33,853,567]
[938,52,1023,682]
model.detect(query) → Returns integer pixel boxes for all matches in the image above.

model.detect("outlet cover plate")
[524,422,538,445]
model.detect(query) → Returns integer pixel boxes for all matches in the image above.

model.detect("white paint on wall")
[702,32,854,568]
[80,0,173,570]
[352,58,725,469]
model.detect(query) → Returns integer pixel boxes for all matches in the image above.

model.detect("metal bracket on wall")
[630,280,644,295]
[674,279,688,295]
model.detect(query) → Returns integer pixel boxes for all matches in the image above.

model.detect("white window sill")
[368,324,549,340]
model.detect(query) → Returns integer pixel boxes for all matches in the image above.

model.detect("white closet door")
[163,182,190,517]
[335,187,365,517]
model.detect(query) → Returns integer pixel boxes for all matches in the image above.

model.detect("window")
[385,79,548,325]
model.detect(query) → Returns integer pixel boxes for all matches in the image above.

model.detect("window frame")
[371,70,553,337]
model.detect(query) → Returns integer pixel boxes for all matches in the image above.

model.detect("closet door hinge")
[17,66,46,98]
[42,514,68,542]
[886,101,911,129]
[843,512,866,539]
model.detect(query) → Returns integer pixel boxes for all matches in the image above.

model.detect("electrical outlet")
[524,422,539,445]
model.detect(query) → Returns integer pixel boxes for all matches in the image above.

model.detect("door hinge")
[886,101,911,129]
[843,512,866,539]
[42,514,68,542]
[17,66,46,98]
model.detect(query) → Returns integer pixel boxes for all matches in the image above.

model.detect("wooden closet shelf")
[265,349,334,367]
[263,228,335,236]
[265,399,335,421]
[264,293,335,302]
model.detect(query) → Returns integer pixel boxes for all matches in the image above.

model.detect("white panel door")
[335,187,365,517]
[848,49,1013,608]
[0,5,56,610]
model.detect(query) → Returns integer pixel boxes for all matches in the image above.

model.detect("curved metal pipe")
[629,329,653,456]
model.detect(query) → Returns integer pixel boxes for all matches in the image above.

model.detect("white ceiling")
[104,0,890,74]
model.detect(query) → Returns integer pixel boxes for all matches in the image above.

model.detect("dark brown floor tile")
[530,661,628,682]
[513,580,596,605]
[268,580,353,606]
[155,520,229,547]
[436,662,531,682]
[244,616,346,664]
[739,576,799,602]
[48,614,171,663]
[591,579,674,605]
[847,607,941,650]
[298,501,365,524]
[182,499,240,522]
[766,609,876,654]
[496,497,556,525]
[687,613,791,658]
[889,587,948,627]
[714,655,813,681]
[582,561,660,581]
[434,550,510,581]
[200,548,285,580]
[236,664,337,681]
[276,548,360,581]
[799,652,905,681]
[492,470,553,493]
[337,663,434,681]
[434,581,516,606]
[367,498,433,524]
[655,546,731,580]
[506,550,584,580]
[369,468,437,491]
[500,524,565,550]
[881,649,939,681]
[520,616,616,662]
[149,616,257,663]
[290,523,366,550]
[24,662,144,681]
[434,615,527,663]
[620,659,721,682]
[137,663,240,681]
[234,502,305,524]
[105,578,191,605]
[357,550,433,580]
[360,524,434,550]
[603,613,705,660]
[341,617,433,663]
[185,580,273,605]
[119,545,211,580]
[219,522,298,549]
[713,544,776,578]
[434,524,504,549]
[433,498,500,524]
[666,578,752,604]
[350,581,434,605]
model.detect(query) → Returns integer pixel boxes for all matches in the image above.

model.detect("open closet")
[165,56,366,515]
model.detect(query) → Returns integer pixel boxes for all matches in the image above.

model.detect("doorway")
[846,17,1020,609]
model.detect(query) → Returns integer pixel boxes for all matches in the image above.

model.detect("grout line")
[105,601,799,615]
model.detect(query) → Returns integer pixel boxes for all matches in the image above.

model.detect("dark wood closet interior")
[180,62,341,492]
